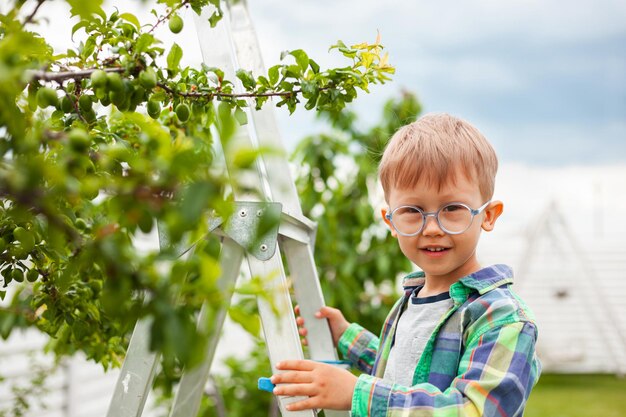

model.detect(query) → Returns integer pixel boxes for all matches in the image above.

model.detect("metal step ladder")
[106,2,348,416]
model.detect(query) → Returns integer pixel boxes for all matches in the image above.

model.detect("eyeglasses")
[385,201,491,236]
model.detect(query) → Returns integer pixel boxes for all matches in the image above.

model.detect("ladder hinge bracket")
[212,202,282,261]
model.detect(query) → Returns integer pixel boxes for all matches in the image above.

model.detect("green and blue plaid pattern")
[338,264,541,417]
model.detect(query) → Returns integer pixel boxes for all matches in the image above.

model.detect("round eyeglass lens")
[438,203,473,233]
[392,206,425,235]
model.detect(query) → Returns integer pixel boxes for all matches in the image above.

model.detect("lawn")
[525,373,626,417]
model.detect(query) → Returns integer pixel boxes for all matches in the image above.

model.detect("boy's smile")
[383,169,503,296]
[421,246,450,256]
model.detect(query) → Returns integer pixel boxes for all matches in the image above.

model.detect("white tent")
[481,200,626,374]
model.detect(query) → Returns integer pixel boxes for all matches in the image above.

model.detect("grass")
[525,374,626,417]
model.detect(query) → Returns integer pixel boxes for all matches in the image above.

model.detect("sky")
[243,0,626,165]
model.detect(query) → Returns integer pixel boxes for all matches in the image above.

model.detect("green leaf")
[286,97,298,114]
[167,43,183,73]
[304,93,319,110]
[330,40,347,50]
[228,304,260,336]
[135,34,156,54]
[149,90,167,102]
[300,80,318,97]
[235,69,256,90]
[338,47,358,59]
[158,0,178,7]
[290,49,309,72]
[66,0,104,19]
[181,182,215,225]
[217,101,235,141]
[119,13,141,29]
[255,96,269,110]
[234,107,248,126]
[268,65,280,86]
[232,147,259,169]
[206,66,224,82]
[208,12,222,28]
[81,36,96,60]
[309,59,320,74]
[71,21,89,38]
[206,2,224,28]
[285,64,302,79]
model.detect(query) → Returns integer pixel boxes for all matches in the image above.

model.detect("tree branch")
[28,67,124,84]
[29,68,335,101]
[23,0,46,25]
[0,186,82,245]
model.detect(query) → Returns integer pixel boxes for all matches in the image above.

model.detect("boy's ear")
[481,200,504,232]
[381,208,397,238]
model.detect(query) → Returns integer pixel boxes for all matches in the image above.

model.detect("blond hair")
[379,113,498,202]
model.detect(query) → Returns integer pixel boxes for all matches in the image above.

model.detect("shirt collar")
[401,264,514,301]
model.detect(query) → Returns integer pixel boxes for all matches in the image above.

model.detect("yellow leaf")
[379,52,390,68]
[361,52,375,69]
[351,42,368,50]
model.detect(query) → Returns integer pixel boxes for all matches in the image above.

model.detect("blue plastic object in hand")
[258,360,351,393]
[258,377,275,393]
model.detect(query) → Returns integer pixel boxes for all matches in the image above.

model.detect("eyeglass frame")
[385,200,492,237]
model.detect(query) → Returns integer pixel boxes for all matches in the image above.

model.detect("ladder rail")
[169,238,245,417]
[106,223,196,417]
[106,316,159,417]
[226,0,341,372]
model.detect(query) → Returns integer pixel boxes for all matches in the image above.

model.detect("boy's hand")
[272,360,357,411]
[295,305,350,347]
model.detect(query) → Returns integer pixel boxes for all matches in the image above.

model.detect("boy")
[271,113,541,416]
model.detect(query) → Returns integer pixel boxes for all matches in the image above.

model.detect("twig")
[69,92,89,125]
[23,0,46,25]
[0,306,37,321]
[147,0,191,34]
[158,82,333,100]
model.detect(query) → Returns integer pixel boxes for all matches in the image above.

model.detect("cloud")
[385,0,626,46]
[481,120,626,165]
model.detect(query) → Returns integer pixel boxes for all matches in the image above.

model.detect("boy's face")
[383,170,503,292]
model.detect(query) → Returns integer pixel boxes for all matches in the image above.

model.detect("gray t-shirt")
[383,288,454,386]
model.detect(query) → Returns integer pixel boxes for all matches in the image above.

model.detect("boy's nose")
[421,214,445,236]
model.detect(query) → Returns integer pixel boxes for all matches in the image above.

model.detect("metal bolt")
[239,209,247,217]
[256,209,264,217]
[260,244,268,252]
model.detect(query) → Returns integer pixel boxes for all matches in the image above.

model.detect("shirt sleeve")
[337,322,380,374]
[351,321,541,417]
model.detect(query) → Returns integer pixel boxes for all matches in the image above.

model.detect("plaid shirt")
[338,264,541,417]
